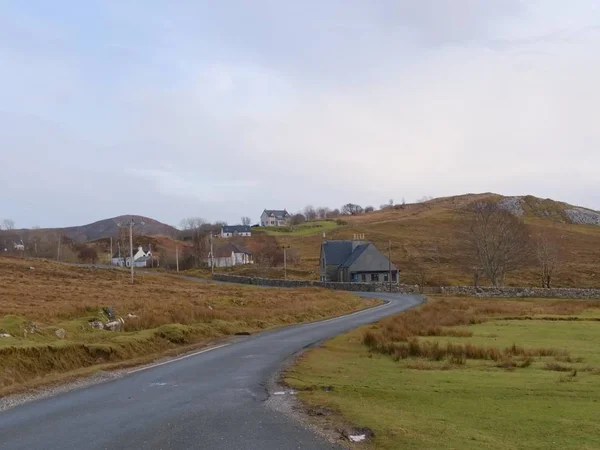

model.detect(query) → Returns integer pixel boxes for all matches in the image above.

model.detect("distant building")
[319,239,398,283]
[221,225,252,238]
[207,243,253,268]
[13,241,25,251]
[260,209,290,227]
[111,245,152,268]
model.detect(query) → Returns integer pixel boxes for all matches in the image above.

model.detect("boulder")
[0,333,11,338]
[104,318,125,332]
[55,328,66,339]
[88,320,104,330]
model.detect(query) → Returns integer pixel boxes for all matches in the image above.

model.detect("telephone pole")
[176,244,180,272]
[117,217,145,284]
[388,240,392,293]
[280,245,290,279]
[110,236,113,260]
[57,233,61,262]
[210,234,214,274]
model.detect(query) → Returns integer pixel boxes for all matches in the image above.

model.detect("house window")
[384,274,389,282]
[361,274,366,282]
[392,272,397,282]
[371,273,379,282]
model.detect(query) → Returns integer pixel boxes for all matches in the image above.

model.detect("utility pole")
[176,244,179,272]
[129,220,134,284]
[280,245,290,279]
[110,236,113,259]
[149,243,153,268]
[117,217,145,284]
[210,234,214,274]
[388,240,392,293]
[57,233,61,262]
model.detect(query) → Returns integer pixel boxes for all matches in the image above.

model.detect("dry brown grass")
[0,257,368,329]
[0,256,377,394]
[361,297,600,364]
[273,194,600,288]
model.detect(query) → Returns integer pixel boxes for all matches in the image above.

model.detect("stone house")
[207,243,253,267]
[221,225,252,238]
[319,239,398,283]
[260,209,290,227]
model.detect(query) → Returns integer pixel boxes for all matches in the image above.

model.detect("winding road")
[0,293,422,450]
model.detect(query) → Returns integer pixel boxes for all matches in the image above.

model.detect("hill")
[5,215,178,243]
[275,193,600,288]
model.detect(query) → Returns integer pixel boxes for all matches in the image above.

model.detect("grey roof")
[135,255,152,262]
[321,241,353,266]
[340,243,369,268]
[322,240,397,272]
[222,225,251,233]
[263,209,289,219]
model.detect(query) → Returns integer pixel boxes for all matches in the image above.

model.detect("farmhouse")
[111,245,152,268]
[207,243,253,267]
[260,209,290,227]
[221,225,251,238]
[319,239,398,283]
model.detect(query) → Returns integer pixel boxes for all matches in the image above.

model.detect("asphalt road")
[0,293,423,450]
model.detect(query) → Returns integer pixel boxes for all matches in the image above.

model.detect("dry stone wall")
[211,274,418,294]
[440,286,600,299]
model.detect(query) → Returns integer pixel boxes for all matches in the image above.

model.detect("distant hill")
[278,193,600,288]
[5,215,178,243]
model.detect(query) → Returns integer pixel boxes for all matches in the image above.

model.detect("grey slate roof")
[322,240,397,272]
[339,243,369,268]
[321,241,353,266]
[263,209,289,219]
[222,225,251,234]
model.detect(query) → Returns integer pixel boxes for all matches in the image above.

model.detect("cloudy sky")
[2,1,599,228]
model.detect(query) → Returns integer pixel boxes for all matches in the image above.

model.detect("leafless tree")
[536,232,561,288]
[330,208,341,218]
[341,203,364,215]
[316,207,331,219]
[467,201,532,287]
[241,216,251,226]
[2,219,15,230]
[179,217,209,267]
[303,206,317,221]
[364,205,375,213]
[290,213,306,225]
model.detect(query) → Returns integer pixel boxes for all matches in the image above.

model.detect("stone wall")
[440,286,600,299]
[211,273,418,294]
[212,274,600,299]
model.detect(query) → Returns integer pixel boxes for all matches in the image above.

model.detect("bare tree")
[179,217,208,267]
[330,208,341,218]
[303,206,317,221]
[290,213,306,225]
[2,219,15,230]
[341,203,364,215]
[467,201,532,287]
[241,216,251,226]
[316,207,331,220]
[536,232,561,288]
[364,205,375,213]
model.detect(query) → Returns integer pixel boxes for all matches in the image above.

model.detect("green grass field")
[257,220,340,236]
[285,297,600,449]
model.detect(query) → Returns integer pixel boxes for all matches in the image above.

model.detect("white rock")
[104,318,125,332]
[55,328,66,339]
[126,313,138,319]
[349,435,366,443]
[0,333,11,338]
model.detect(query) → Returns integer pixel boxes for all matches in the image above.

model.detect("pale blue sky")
[2,1,600,228]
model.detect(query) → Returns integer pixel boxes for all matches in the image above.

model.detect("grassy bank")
[257,220,340,236]
[285,297,600,449]
[0,257,378,396]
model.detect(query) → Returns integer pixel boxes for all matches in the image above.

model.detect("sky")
[2,1,600,228]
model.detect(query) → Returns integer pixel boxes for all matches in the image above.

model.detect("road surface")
[0,293,422,450]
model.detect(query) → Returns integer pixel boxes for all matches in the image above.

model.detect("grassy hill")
[274,193,600,288]
[3,215,177,243]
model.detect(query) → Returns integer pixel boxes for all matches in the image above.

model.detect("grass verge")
[285,296,600,449]
[0,256,378,396]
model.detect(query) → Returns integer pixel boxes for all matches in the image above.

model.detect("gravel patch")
[265,347,349,449]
